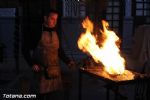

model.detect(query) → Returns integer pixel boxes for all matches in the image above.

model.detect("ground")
[0,53,148,100]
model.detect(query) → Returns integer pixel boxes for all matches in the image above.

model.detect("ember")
[80,66,149,83]
[97,67,135,81]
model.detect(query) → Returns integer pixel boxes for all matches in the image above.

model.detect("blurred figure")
[22,9,75,100]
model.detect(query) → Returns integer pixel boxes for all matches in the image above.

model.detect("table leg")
[106,86,110,100]
[115,86,119,100]
[79,69,82,100]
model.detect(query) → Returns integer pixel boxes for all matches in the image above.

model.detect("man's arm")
[22,43,34,67]
[58,46,71,64]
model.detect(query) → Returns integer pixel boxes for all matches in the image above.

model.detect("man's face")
[45,13,58,28]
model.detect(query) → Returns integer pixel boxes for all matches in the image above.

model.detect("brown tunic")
[33,31,62,93]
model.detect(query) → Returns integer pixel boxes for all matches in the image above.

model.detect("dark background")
[0,0,150,100]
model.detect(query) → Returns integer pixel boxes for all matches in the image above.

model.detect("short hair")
[43,9,58,17]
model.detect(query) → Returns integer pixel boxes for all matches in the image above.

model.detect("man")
[22,9,75,100]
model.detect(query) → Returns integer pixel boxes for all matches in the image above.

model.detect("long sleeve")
[58,46,70,64]
[56,28,71,64]
[22,39,34,67]
[22,32,41,67]
[22,46,33,66]
[22,23,42,66]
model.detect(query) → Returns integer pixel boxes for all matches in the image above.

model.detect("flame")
[78,17,125,75]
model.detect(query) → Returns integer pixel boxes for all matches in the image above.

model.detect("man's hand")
[68,60,76,71]
[32,64,40,72]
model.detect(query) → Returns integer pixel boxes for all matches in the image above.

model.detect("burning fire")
[78,17,125,75]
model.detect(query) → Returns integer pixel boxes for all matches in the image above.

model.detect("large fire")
[78,17,125,75]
